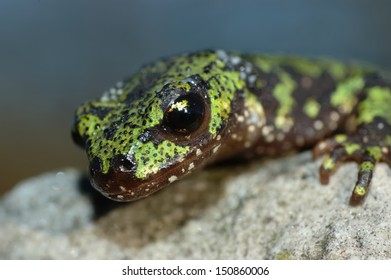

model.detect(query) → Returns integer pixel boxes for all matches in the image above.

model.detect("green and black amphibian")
[72,50,391,205]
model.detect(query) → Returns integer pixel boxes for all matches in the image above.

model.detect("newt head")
[72,50,244,201]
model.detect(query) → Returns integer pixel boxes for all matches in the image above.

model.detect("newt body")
[72,50,391,205]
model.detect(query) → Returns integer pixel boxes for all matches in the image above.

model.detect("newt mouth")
[89,155,158,202]
[87,119,222,202]
[88,147,212,202]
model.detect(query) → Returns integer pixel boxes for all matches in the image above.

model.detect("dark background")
[1,0,391,196]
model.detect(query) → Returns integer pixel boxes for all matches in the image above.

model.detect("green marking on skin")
[343,143,360,155]
[207,72,244,135]
[386,135,391,146]
[249,55,275,73]
[248,55,350,80]
[325,61,347,80]
[360,161,374,172]
[133,140,189,179]
[273,71,297,129]
[353,160,374,197]
[335,134,348,143]
[354,184,367,196]
[76,114,101,139]
[331,76,365,113]
[366,146,382,161]
[322,155,335,170]
[303,99,321,118]
[166,81,192,92]
[288,58,323,77]
[244,91,266,127]
[358,86,391,124]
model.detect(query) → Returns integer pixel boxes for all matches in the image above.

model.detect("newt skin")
[72,50,391,205]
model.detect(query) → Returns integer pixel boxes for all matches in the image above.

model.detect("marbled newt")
[72,50,391,205]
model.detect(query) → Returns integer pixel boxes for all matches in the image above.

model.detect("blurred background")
[1,0,391,196]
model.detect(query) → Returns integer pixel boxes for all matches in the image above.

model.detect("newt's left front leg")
[313,86,391,206]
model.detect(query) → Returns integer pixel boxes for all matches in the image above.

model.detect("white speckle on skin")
[248,125,256,133]
[244,62,252,73]
[236,115,244,122]
[230,56,241,65]
[100,92,110,102]
[196,148,202,156]
[130,192,135,196]
[265,134,275,143]
[262,126,273,136]
[282,125,292,133]
[216,135,221,141]
[168,175,178,183]
[231,133,238,140]
[216,50,229,62]
[276,133,285,141]
[145,188,149,192]
[181,168,185,173]
[239,72,247,80]
[248,75,257,85]
[314,120,324,130]
[330,111,340,122]
[188,162,195,170]
[117,195,124,199]
[178,157,185,162]
[363,136,369,143]
[119,186,126,192]
[317,141,327,151]
[377,122,384,130]
[213,144,221,154]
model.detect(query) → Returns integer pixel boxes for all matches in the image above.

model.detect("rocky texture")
[1,152,391,259]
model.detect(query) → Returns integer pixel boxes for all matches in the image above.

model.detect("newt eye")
[163,93,205,134]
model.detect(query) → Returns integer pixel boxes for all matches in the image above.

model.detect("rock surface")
[1,152,391,259]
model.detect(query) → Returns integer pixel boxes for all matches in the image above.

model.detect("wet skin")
[72,50,391,205]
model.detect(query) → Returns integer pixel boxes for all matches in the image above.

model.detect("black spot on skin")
[364,72,390,88]
[89,106,112,120]
[103,128,116,140]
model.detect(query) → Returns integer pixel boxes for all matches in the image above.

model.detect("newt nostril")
[88,152,163,202]
[111,155,135,173]
[90,155,135,177]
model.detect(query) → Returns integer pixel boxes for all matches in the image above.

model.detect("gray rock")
[1,152,391,259]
